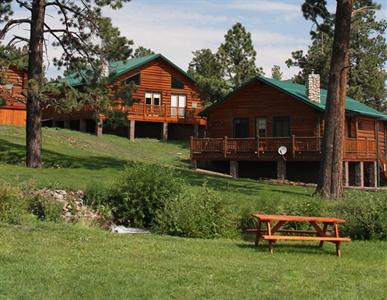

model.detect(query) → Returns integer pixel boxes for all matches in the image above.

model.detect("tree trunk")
[26,0,46,167]
[316,0,353,199]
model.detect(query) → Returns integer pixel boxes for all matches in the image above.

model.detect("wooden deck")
[127,103,206,125]
[190,136,378,161]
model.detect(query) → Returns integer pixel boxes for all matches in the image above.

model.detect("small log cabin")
[0,66,27,126]
[42,54,206,140]
[190,75,387,187]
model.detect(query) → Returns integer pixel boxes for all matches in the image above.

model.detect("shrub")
[154,185,234,238]
[28,196,63,222]
[333,192,387,240]
[0,183,27,224]
[107,164,185,227]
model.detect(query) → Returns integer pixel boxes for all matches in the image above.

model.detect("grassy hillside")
[0,125,386,299]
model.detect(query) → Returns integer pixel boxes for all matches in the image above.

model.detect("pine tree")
[0,0,132,168]
[271,65,283,80]
[188,49,229,104]
[132,46,154,58]
[217,22,263,88]
[286,0,386,112]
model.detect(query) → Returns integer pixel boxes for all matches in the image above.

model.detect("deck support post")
[79,119,87,133]
[277,159,286,180]
[162,122,168,141]
[230,160,239,178]
[193,124,199,138]
[354,161,364,187]
[52,120,58,128]
[95,118,103,137]
[368,161,378,188]
[64,120,70,129]
[344,161,349,187]
[129,120,135,141]
[191,159,198,170]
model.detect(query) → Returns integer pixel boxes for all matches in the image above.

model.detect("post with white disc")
[277,146,287,181]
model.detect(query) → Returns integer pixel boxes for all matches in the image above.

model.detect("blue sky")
[7,0,386,79]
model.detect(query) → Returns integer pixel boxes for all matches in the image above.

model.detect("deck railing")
[127,103,201,120]
[191,136,377,160]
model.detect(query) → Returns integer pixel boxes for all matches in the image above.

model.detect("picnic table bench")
[250,214,351,257]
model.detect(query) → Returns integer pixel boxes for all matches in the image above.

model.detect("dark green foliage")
[188,49,229,104]
[218,22,263,88]
[28,196,63,222]
[154,185,234,238]
[189,23,263,103]
[0,182,27,224]
[132,46,154,58]
[287,0,387,112]
[335,192,387,240]
[107,164,185,227]
[271,65,283,80]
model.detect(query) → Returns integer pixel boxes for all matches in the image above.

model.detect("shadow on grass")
[177,168,313,199]
[0,139,129,170]
[236,242,336,256]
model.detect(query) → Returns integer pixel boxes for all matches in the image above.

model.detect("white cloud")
[227,0,300,13]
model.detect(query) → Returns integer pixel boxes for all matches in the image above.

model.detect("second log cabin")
[191,74,387,187]
[42,54,206,140]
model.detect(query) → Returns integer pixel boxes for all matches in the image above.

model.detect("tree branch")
[0,19,31,40]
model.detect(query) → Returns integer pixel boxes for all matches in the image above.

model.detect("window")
[126,73,140,85]
[171,76,184,89]
[347,118,356,138]
[171,94,186,117]
[233,118,249,138]
[273,116,290,137]
[256,118,267,137]
[145,92,161,105]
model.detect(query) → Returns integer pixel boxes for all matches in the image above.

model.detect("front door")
[233,118,249,138]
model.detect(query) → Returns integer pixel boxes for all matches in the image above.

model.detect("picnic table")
[251,214,351,257]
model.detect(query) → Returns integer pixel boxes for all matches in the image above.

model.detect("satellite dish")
[278,146,287,156]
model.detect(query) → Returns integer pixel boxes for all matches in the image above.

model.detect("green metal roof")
[64,53,194,87]
[200,76,387,121]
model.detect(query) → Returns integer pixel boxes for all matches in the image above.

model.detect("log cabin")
[0,66,27,126]
[190,74,387,187]
[42,54,206,140]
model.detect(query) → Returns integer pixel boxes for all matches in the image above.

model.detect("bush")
[0,183,27,224]
[28,196,63,222]
[107,164,185,227]
[333,192,387,240]
[154,185,234,238]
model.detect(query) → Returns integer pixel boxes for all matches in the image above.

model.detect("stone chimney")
[306,74,320,103]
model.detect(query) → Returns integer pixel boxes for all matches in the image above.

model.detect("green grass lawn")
[0,125,386,299]
[0,223,386,300]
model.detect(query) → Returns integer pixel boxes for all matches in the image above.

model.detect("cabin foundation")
[343,161,349,187]
[64,120,70,129]
[191,159,198,170]
[354,161,364,187]
[95,118,103,137]
[367,161,378,188]
[129,120,135,141]
[162,122,168,141]
[79,119,87,133]
[277,159,286,180]
[230,160,239,178]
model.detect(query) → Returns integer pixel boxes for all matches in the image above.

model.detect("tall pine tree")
[286,0,386,112]
[217,22,263,88]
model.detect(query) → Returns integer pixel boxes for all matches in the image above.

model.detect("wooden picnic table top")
[252,214,346,224]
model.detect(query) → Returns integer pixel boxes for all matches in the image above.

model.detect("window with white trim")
[145,92,161,105]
